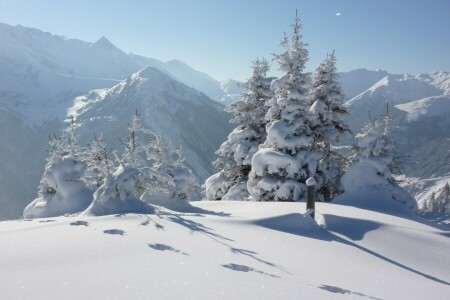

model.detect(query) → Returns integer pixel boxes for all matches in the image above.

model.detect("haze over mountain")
[0,22,449,220]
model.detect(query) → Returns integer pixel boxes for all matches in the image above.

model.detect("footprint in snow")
[148,243,189,255]
[318,284,382,300]
[39,219,55,223]
[222,263,280,278]
[70,221,89,226]
[104,229,125,235]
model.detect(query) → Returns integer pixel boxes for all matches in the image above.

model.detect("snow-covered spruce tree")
[247,13,319,202]
[84,112,172,216]
[83,134,114,188]
[151,137,197,201]
[23,119,94,218]
[204,59,273,200]
[352,117,395,178]
[309,51,349,201]
[338,117,417,211]
[422,182,450,213]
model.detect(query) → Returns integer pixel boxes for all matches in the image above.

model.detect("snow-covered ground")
[1,201,448,299]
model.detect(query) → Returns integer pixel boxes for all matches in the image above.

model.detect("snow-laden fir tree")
[422,182,450,213]
[151,137,197,201]
[351,117,396,178]
[120,111,150,168]
[309,51,349,201]
[83,134,113,188]
[248,13,319,201]
[23,120,93,218]
[204,59,273,200]
[336,116,417,211]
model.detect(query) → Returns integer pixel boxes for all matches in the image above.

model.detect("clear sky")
[1,0,449,81]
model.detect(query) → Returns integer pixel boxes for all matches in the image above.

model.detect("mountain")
[0,22,233,220]
[68,67,233,180]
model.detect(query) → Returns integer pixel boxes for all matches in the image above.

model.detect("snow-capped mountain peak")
[90,36,117,50]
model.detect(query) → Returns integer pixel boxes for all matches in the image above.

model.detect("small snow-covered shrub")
[24,152,93,218]
[24,124,95,219]
[337,118,417,212]
[83,165,156,216]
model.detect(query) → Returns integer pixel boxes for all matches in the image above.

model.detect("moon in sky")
[336,12,341,16]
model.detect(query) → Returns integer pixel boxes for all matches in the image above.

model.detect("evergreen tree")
[156,144,196,200]
[204,59,273,200]
[423,182,450,213]
[443,182,450,212]
[351,117,396,181]
[428,192,436,212]
[248,13,319,201]
[83,134,113,188]
[119,110,150,169]
[309,51,349,201]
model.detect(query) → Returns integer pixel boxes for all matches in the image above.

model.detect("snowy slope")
[395,95,450,122]
[217,78,246,105]
[68,66,233,180]
[344,72,450,133]
[402,175,450,209]
[338,68,389,100]
[0,202,448,299]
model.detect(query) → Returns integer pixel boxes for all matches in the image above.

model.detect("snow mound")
[204,171,229,200]
[23,155,93,219]
[222,181,249,201]
[142,193,203,213]
[335,161,417,214]
[83,166,155,216]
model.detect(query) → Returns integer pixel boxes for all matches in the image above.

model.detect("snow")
[402,175,450,211]
[23,154,94,219]
[306,177,316,186]
[204,171,229,200]
[1,201,449,299]
[395,95,450,122]
[336,160,417,213]
[83,166,156,216]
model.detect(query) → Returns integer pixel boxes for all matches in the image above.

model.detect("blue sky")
[1,0,449,81]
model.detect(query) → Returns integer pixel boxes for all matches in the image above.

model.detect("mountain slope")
[68,67,233,180]
[395,95,450,122]
[0,202,448,299]
[338,68,389,100]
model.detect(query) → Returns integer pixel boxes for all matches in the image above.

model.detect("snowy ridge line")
[56,73,122,82]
